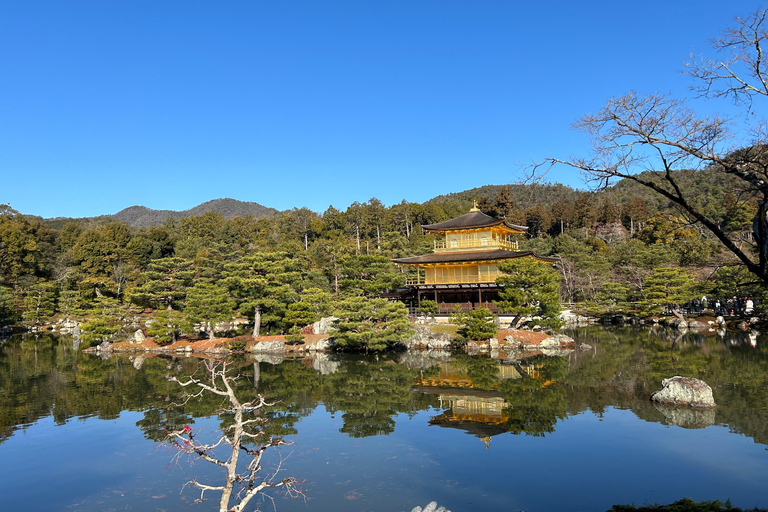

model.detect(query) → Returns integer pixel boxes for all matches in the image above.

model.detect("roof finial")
[470,200,480,212]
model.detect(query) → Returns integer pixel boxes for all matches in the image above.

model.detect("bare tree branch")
[164,361,301,512]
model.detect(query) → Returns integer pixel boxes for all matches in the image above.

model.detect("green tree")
[332,296,413,351]
[21,281,57,328]
[147,309,187,346]
[184,283,235,340]
[128,257,195,310]
[640,267,697,317]
[338,255,405,296]
[524,204,554,237]
[450,306,498,341]
[284,287,333,330]
[496,258,562,329]
[0,284,15,324]
[57,289,86,320]
[80,296,136,347]
[0,205,46,285]
[222,252,303,335]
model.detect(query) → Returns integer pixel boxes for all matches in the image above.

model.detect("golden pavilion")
[391,205,557,313]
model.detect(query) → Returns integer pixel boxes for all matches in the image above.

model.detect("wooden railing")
[405,272,502,286]
[434,238,518,252]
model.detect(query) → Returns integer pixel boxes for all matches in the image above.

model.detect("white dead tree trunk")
[165,361,299,512]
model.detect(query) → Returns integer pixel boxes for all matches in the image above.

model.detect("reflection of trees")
[449,354,501,390]
[3,329,768,448]
[320,356,425,438]
[498,355,569,437]
[563,327,768,444]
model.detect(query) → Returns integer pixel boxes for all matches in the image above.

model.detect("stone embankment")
[403,325,575,357]
[562,308,764,334]
[84,332,337,357]
[84,321,575,358]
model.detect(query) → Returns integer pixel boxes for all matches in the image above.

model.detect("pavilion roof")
[422,209,528,233]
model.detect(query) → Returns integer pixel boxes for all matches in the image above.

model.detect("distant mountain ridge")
[42,198,280,229]
[110,198,279,228]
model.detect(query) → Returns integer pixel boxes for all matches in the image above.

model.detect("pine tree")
[184,283,235,340]
[640,267,697,317]
[128,257,195,310]
[21,281,57,328]
[495,258,562,329]
[332,296,413,351]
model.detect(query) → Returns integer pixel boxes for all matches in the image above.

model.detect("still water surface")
[1,327,767,512]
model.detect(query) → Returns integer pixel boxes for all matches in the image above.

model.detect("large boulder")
[686,320,709,332]
[404,326,453,350]
[252,340,285,353]
[308,338,335,352]
[404,325,433,348]
[650,376,716,408]
[253,353,285,365]
[411,502,450,512]
[427,338,452,350]
[536,333,575,348]
[312,316,338,335]
[398,350,452,369]
[96,341,112,352]
[133,329,146,344]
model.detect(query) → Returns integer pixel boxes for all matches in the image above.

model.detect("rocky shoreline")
[81,323,577,358]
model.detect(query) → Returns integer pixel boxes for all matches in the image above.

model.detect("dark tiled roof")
[391,250,559,265]
[423,210,528,233]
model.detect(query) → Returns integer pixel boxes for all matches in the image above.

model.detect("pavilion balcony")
[405,271,502,286]
[433,238,518,253]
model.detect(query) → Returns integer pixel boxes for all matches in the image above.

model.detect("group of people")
[692,296,757,316]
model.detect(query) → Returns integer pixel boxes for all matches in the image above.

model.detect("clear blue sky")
[1,0,761,218]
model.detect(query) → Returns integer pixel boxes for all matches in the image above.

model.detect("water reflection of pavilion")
[414,361,539,389]
[414,361,540,449]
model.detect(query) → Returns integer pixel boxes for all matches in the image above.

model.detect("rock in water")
[650,376,716,408]
[411,502,449,512]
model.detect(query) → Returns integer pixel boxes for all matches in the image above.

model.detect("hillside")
[43,198,280,229]
[426,182,583,210]
[110,198,279,228]
[36,168,745,229]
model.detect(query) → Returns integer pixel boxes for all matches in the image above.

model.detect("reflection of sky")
[1,405,767,512]
[289,406,768,512]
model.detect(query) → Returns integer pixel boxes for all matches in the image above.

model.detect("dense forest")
[0,167,763,347]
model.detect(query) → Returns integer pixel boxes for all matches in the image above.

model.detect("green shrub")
[450,306,498,341]
[224,338,248,352]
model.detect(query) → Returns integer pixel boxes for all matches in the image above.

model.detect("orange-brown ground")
[494,329,551,346]
[105,328,556,355]
[109,333,332,353]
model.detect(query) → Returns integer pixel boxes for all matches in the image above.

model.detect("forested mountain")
[427,182,582,211]
[44,198,279,229]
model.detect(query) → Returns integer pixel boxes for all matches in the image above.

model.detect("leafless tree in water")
[165,361,301,512]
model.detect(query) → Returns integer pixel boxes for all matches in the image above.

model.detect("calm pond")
[1,327,767,512]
